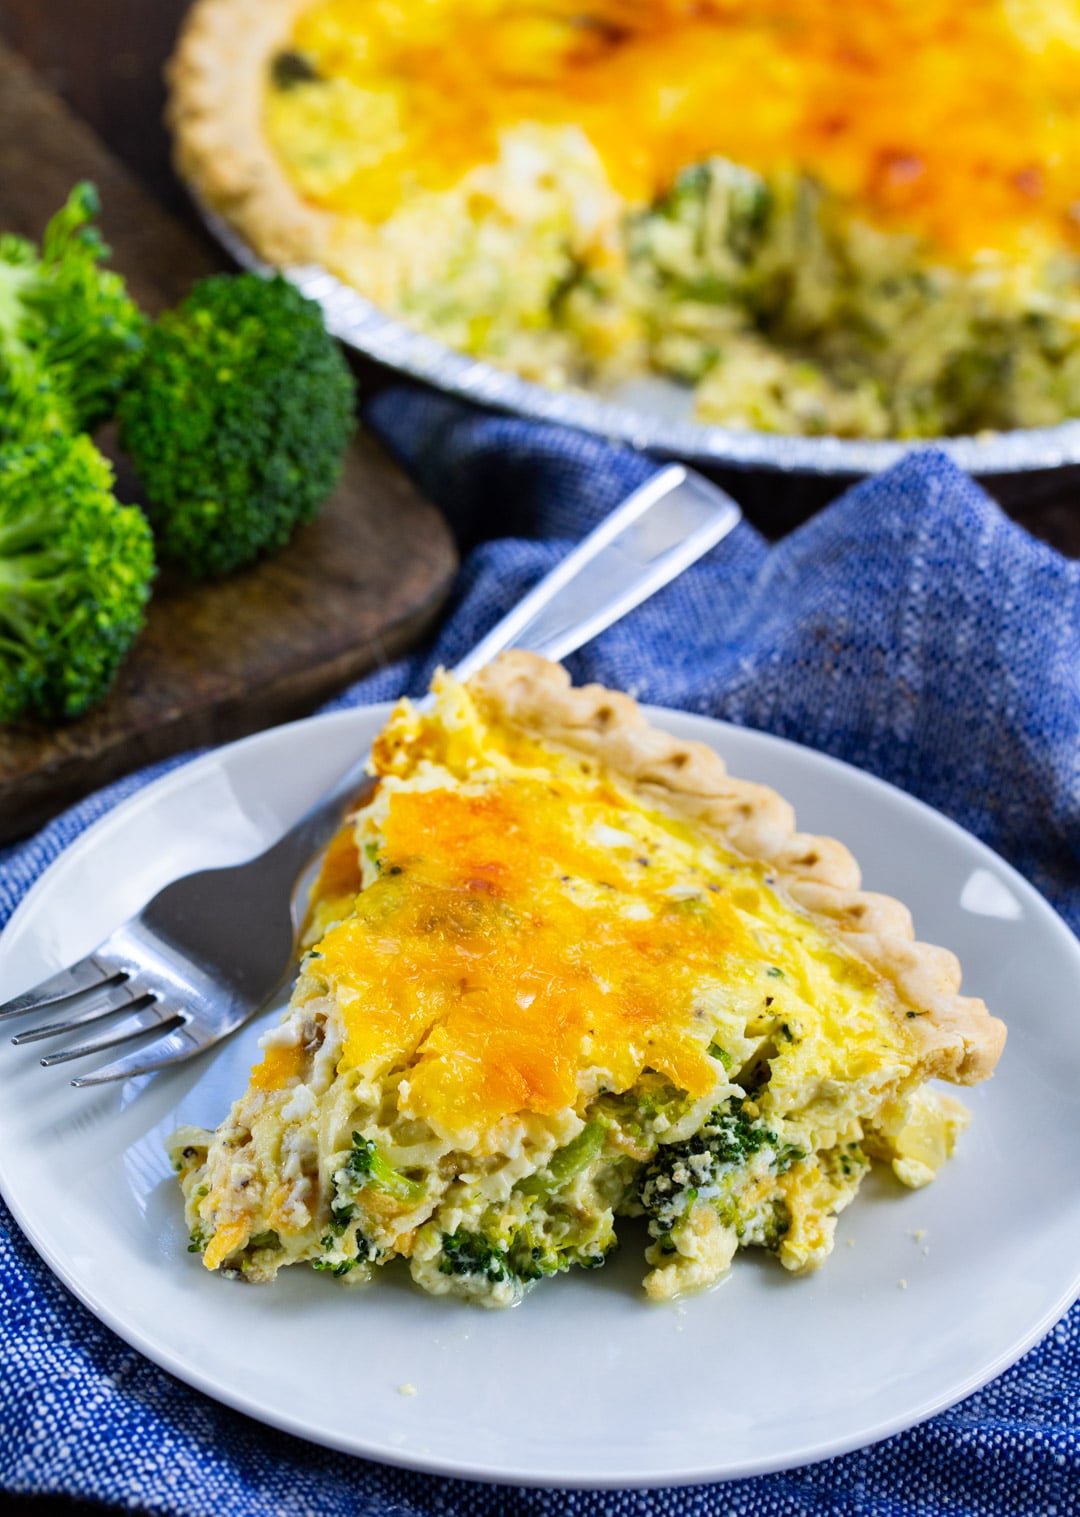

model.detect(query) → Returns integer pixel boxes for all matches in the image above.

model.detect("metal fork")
[0,466,741,1086]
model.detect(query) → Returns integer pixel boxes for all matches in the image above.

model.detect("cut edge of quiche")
[171,653,1005,1307]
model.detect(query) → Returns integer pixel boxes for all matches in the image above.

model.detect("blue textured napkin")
[2,391,1079,1516]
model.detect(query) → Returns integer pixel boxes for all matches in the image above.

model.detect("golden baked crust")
[167,0,331,266]
[470,652,1006,1086]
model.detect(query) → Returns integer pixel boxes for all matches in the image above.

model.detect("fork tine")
[11,980,142,1045]
[38,998,181,1067]
[0,956,122,1020]
[70,1026,205,1087]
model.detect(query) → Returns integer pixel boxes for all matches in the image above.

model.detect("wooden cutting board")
[0,41,458,845]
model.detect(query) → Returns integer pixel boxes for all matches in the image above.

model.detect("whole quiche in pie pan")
[169,0,1080,475]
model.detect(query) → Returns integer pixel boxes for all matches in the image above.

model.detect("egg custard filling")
[172,656,1005,1306]
[173,0,1080,437]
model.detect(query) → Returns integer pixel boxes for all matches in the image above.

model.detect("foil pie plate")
[203,205,1080,482]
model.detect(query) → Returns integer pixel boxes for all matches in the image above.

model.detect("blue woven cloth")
[2,391,1079,1516]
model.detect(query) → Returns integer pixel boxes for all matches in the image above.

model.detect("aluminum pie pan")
[203,203,1080,478]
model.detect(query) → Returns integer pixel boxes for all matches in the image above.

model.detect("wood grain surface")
[0,0,208,220]
[0,39,457,845]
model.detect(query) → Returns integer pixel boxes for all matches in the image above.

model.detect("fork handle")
[265,465,741,888]
[450,465,740,679]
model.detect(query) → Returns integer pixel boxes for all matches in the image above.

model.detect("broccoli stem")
[345,1132,424,1204]
[517,1119,607,1197]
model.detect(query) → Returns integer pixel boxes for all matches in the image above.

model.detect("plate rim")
[2,701,1080,1489]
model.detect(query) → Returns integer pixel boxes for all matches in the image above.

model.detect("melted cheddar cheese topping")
[248,682,913,1145]
[268,0,1080,260]
[319,780,738,1130]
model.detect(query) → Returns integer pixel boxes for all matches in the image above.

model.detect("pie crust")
[470,653,1006,1086]
[167,0,331,266]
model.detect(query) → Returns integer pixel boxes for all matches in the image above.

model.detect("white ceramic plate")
[1,706,1079,1489]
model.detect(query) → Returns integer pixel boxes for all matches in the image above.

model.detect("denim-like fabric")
[1,390,1078,1516]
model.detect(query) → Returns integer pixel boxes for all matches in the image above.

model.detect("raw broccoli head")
[0,182,146,444]
[0,433,155,723]
[118,272,357,578]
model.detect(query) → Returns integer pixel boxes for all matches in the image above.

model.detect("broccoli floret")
[592,1074,697,1151]
[438,1210,616,1289]
[312,1253,365,1278]
[631,159,774,302]
[507,1218,616,1282]
[342,1132,425,1204]
[434,1219,614,1292]
[270,49,323,89]
[665,159,772,263]
[0,183,145,443]
[0,434,155,722]
[438,1227,515,1285]
[315,1223,380,1276]
[118,272,356,578]
[433,1166,620,1294]
[637,1097,803,1239]
[320,1134,417,1276]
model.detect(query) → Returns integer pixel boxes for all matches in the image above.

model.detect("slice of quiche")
[171,654,1005,1306]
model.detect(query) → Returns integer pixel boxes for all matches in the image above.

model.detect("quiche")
[170,0,1080,438]
[172,655,1006,1306]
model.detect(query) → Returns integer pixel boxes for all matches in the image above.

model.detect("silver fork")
[0,466,741,1086]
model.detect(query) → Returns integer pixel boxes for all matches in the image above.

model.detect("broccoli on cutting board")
[0,433,155,722]
[0,187,360,725]
[119,272,357,578]
[0,183,146,444]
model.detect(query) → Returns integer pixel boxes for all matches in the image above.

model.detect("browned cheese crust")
[167,0,331,266]
[470,652,1006,1086]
